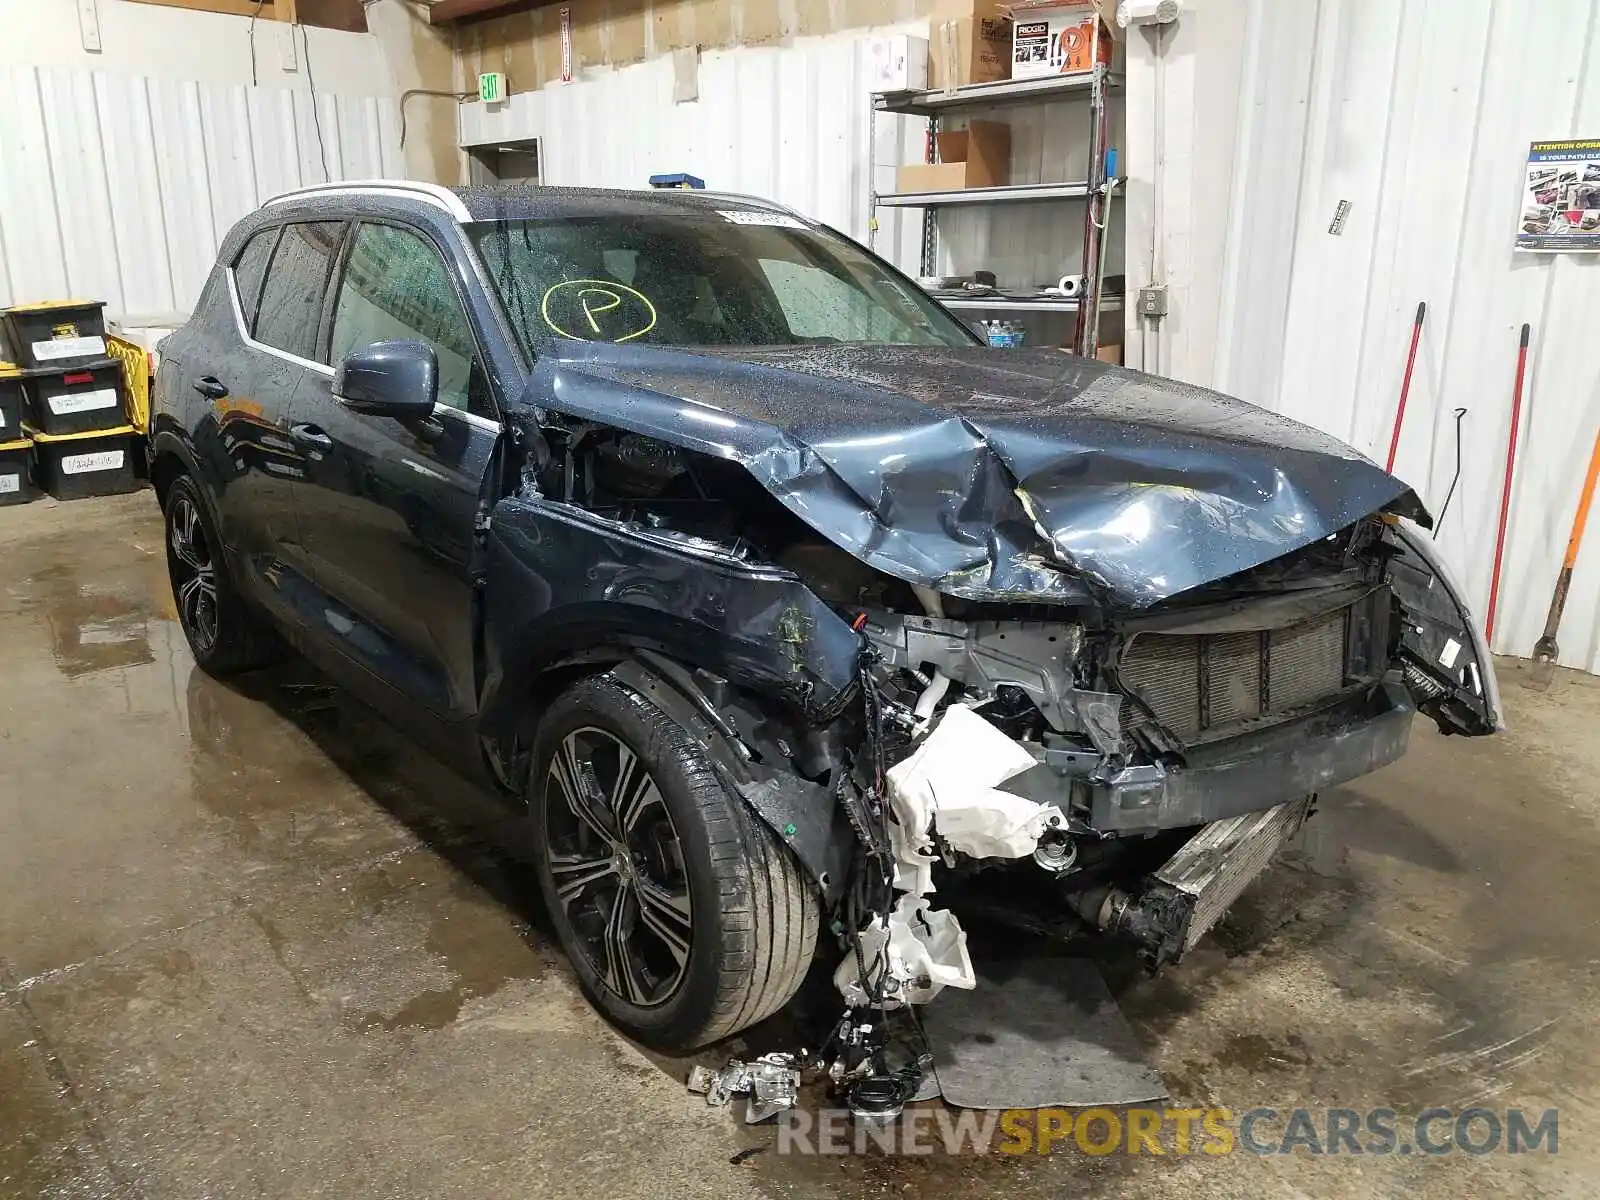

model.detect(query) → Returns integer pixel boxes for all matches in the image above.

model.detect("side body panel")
[478,495,861,738]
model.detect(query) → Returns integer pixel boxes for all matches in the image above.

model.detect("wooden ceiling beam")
[425,0,540,25]
[122,0,281,17]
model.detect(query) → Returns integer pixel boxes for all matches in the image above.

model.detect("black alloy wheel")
[168,490,220,655]
[161,473,282,676]
[528,676,820,1052]
[542,727,694,1006]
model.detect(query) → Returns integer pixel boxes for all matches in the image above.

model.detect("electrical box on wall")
[77,0,101,52]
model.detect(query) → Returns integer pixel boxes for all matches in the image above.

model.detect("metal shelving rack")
[869,63,1119,356]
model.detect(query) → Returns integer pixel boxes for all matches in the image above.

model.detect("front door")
[291,220,500,720]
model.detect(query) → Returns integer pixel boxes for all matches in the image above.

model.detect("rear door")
[291,219,500,720]
[201,219,345,612]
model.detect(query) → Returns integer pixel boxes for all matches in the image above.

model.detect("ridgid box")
[29,425,141,501]
[24,359,127,436]
[2,300,108,369]
[1009,2,1113,79]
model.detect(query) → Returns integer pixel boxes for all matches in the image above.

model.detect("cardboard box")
[929,14,1014,90]
[1009,3,1113,79]
[868,34,928,93]
[897,120,1011,192]
[1095,342,1123,365]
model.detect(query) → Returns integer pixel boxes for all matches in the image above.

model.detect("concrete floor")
[1,492,1595,1199]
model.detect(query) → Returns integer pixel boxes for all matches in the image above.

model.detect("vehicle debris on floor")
[687,1054,804,1124]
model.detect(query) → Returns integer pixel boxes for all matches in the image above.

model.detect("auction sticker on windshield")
[718,210,807,229]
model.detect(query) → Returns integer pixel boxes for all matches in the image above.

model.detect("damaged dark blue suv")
[150,181,1498,1053]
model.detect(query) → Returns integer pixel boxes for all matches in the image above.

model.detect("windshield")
[467,209,974,352]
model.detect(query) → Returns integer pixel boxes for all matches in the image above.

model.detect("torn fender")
[479,494,861,731]
[526,341,1430,608]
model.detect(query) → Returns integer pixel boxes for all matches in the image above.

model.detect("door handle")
[194,376,228,400]
[290,423,334,452]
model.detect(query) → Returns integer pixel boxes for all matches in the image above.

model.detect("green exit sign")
[478,72,506,103]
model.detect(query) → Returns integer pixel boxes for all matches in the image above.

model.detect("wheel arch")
[148,428,196,509]
[500,647,854,906]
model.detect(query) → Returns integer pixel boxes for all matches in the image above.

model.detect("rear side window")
[231,228,277,329]
[253,221,345,361]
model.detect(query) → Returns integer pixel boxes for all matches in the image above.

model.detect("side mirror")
[334,340,438,421]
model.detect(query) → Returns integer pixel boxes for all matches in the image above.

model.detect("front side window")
[468,208,973,353]
[329,223,481,415]
[253,221,344,361]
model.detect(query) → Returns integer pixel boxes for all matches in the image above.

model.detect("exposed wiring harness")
[815,646,934,1115]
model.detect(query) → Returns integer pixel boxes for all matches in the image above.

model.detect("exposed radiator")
[1119,607,1351,743]
[1156,796,1315,954]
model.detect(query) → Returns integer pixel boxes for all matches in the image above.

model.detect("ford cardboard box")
[929,0,1013,89]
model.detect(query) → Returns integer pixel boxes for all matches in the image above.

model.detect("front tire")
[528,676,819,1052]
[164,474,281,676]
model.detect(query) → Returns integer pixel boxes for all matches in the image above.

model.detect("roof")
[264,180,812,227]
[261,180,807,226]
[450,184,805,223]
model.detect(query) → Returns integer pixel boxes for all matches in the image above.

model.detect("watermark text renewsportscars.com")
[776,1106,1559,1157]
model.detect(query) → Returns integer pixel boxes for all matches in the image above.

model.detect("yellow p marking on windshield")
[541,279,658,343]
[577,287,621,333]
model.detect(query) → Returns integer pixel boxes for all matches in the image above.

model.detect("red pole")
[1385,301,1426,472]
[1485,323,1531,645]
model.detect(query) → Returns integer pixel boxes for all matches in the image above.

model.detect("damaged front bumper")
[847,673,1417,1003]
[1073,680,1415,832]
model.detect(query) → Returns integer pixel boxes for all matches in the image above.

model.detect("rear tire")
[528,675,819,1052]
[163,474,282,676]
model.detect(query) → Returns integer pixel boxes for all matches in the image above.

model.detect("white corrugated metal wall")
[1134,0,1600,670]
[458,24,1122,317]
[461,28,929,270]
[0,64,401,319]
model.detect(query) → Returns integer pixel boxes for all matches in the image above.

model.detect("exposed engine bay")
[483,341,1502,1117]
[814,514,1482,1012]
[497,420,1495,977]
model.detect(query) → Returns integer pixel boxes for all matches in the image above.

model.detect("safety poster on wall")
[1518,139,1600,252]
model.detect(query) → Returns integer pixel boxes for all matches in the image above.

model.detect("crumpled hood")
[524,341,1427,608]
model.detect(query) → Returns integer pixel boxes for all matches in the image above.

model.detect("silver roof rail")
[682,190,814,223]
[263,180,471,221]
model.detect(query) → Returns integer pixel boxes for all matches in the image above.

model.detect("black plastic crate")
[23,359,126,435]
[3,300,108,369]
[0,438,36,505]
[0,367,24,442]
[30,425,142,500]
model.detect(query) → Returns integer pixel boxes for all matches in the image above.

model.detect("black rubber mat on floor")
[919,946,1168,1109]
